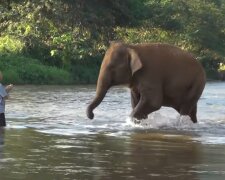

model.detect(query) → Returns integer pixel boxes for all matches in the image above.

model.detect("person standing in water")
[0,71,13,127]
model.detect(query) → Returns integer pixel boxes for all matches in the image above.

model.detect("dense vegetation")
[1,0,225,84]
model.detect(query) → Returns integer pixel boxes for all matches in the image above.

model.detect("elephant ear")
[128,48,142,75]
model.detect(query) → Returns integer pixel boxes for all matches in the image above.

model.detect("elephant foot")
[131,111,148,120]
[132,119,141,124]
[131,115,148,124]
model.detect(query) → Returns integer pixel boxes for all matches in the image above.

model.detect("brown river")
[0,82,225,180]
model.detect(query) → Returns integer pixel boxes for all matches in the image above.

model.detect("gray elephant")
[87,42,206,123]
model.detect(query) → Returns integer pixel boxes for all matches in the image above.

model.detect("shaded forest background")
[0,0,225,84]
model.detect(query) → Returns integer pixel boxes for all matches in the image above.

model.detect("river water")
[0,82,225,180]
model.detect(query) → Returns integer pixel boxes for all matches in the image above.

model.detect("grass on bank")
[0,54,100,85]
[0,55,73,85]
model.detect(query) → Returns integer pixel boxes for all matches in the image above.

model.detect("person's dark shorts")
[0,113,6,127]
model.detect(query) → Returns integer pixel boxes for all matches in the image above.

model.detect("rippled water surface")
[1,82,225,179]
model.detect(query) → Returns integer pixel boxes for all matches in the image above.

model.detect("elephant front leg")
[131,89,140,109]
[131,99,149,120]
[131,92,162,120]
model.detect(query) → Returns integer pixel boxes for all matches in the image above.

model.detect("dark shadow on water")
[0,127,5,159]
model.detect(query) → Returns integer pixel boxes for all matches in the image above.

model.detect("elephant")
[86,42,206,123]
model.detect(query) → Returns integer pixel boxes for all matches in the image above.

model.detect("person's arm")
[0,84,12,100]
[5,84,13,93]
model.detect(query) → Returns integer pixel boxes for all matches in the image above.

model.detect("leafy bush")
[0,35,25,54]
[1,0,225,83]
[2,70,22,84]
[0,55,73,84]
[219,64,225,71]
[198,49,224,80]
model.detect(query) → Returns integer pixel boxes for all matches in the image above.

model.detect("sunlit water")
[0,82,225,179]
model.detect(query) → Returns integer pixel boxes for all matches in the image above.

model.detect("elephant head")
[87,42,142,119]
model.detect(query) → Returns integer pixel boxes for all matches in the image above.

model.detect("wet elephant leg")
[131,89,140,109]
[131,91,162,120]
[189,104,197,123]
[131,91,148,119]
[179,103,197,123]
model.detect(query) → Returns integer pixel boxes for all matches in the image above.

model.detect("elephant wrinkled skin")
[86,42,206,123]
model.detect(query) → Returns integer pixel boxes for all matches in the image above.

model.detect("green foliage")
[139,0,186,31]
[2,70,22,84]
[198,50,224,79]
[0,55,73,84]
[115,27,176,44]
[0,35,25,54]
[1,0,225,83]
[219,64,225,71]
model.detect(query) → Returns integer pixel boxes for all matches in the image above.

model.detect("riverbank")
[0,54,223,85]
[0,54,100,85]
[0,55,72,84]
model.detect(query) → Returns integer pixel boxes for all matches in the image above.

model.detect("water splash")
[125,112,195,130]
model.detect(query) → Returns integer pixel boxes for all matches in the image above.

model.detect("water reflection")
[128,133,201,179]
[78,132,201,180]
[0,127,225,179]
[0,128,5,160]
[0,128,204,179]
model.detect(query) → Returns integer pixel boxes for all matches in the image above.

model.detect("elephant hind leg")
[179,103,197,123]
[189,104,197,123]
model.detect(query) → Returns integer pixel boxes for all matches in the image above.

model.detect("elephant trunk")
[86,70,111,119]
